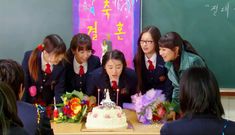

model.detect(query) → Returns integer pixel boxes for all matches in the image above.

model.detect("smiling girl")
[158,32,206,105]
[65,33,100,93]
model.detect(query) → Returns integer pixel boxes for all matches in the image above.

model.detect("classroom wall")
[221,97,235,121]
[0,0,73,62]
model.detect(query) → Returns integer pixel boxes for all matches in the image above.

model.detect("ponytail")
[182,40,205,62]
[28,44,44,81]
[182,40,199,55]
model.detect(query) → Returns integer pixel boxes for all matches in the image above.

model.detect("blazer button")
[43,79,46,82]
[80,82,82,84]
[40,86,43,89]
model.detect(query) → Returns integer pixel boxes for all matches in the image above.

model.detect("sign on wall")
[73,0,140,66]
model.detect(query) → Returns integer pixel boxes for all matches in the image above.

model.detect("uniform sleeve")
[163,78,173,102]
[86,72,97,96]
[128,69,138,96]
[54,67,65,104]
[94,56,101,69]
[21,51,31,102]
[172,85,179,102]
[160,123,170,135]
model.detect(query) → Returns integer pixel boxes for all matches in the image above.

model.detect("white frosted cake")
[85,89,128,129]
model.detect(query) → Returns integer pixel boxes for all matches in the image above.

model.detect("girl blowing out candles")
[86,50,137,107]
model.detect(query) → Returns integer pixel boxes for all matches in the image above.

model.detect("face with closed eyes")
[104,59,123,81]
[73,48,92,64]
[43,50,64,65]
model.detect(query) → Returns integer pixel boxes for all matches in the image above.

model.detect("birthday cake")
[85,90,128,129]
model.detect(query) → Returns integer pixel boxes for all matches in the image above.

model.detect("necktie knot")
[147,60,154,71]
[45,63,51,74]
[111,81,118,89]
[79,65,84,76]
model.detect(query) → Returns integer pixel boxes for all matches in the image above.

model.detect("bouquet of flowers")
[53,90,96,123]
[131,89,177,124]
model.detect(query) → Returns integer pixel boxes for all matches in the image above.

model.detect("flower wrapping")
[130,89,177,124]
[53,90,96,123]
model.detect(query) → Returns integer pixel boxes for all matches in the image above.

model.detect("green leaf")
[72,90,84,99]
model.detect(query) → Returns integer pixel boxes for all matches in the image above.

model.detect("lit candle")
[53,97,58,120]
[97,89,100,105]
[116,89,119,105]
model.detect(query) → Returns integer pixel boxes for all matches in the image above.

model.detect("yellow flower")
[69,97,82,115]
[63,97,68,105]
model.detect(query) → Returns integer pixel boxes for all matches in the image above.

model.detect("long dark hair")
[158,32,199,56]
[133,26,161,92]
[0,59,24,100]
[180,67,224,118]
[0,82,23,135]
[28,34,66,81]
[66,33,94,62]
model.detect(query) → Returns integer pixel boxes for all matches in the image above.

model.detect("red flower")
[157,105,166,118]
[62,105,74,118]
[152,114,161,121]
[152,103,167,122]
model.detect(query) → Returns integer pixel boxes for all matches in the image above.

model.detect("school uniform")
[65,55,101,93]
[86,67,137,107]
[165,50,206,104]
[17,101,37,135]
[8,122,29,135]
[161,114,235,135]
[22,50,65,106]
[135,53,173,101]
[17,101,53,135]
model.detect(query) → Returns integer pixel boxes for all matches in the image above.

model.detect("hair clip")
[37,44,44,51]
[53,35,61,44]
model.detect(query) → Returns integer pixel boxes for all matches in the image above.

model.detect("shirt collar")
[73,57,88,74]
[41,52,53,71]
[145,53,157,67]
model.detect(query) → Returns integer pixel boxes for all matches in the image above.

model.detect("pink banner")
[73,0,140,67]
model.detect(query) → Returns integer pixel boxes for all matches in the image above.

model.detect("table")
[51,109,162,135]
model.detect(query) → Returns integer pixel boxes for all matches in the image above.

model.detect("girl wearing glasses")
[158,32,206,105]
[22,34,66,107]
[133,26,173,101]
[65,33,101,93]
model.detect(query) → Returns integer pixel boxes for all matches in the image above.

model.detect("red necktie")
[148,60,155,71]
[45,63,51,74]
[79,65,84,76]
[111,81,118,89]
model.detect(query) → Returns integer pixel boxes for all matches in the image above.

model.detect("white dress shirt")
[41,52,53,72]
[73,57,88,75]
[144,53,157,69]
